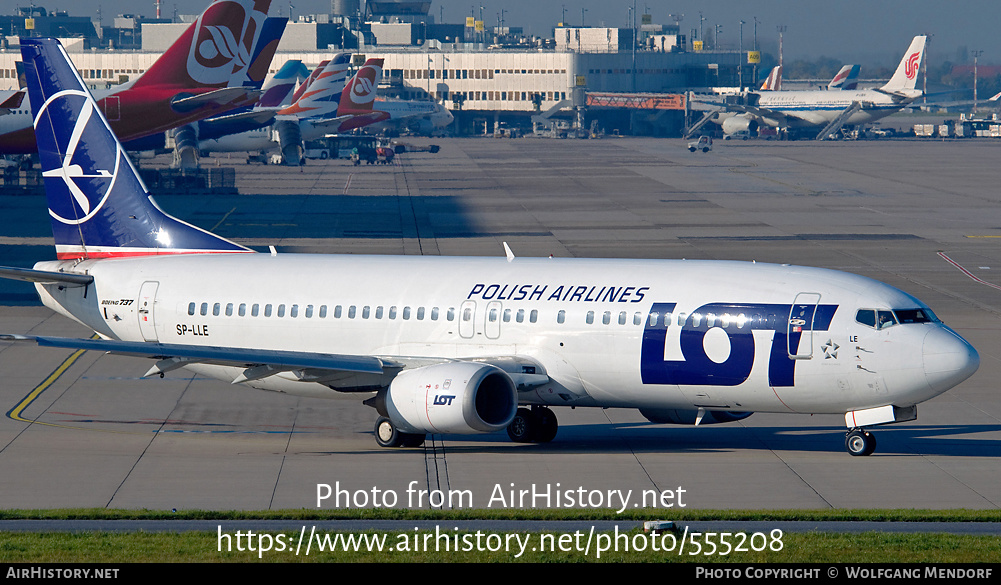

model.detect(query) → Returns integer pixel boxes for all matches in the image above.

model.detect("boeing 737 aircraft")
[717,36,925,138]
[0,38,980,456]
[0,0,279,154]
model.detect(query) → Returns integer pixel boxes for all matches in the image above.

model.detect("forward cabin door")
[138,281,159,342]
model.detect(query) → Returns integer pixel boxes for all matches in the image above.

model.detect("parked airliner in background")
[0,0,279,154]
[828,65,861,90]
[0,38,980,456]
[715,36,925,138]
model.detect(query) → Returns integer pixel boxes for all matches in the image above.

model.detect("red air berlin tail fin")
[339,58,384,114]
[133,0,271,90]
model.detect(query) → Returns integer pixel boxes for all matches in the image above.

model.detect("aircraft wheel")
[534,407,558,443]
[375,416,403,447]
[845,428,876,456]
[507,408,538,443]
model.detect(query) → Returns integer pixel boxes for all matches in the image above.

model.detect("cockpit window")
[877,310,897,329]
[856,308,901,330]
[894,308,939,324]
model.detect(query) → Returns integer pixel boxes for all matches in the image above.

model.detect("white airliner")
[718,36,925,137]
[0,38,980,456]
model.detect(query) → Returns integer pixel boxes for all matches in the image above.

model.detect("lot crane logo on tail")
[36,90,118,225]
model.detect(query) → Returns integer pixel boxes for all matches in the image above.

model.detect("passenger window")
[602,311,610,325]
[516,309,525,323]
[319,305,327,318]
[376,306,384,319]
[305,305,313,318]
[633,312,642,326]
[188,302,195,316]
[290,304,298,318]
[530,310,538,323]
[557,310,565,324]
[239,303,247,317]
[334,305,343,318]
[855,309,876,328]
[252,304,260,317]
[503,309,511,322]
[618,312,626,325]
[403,307,411,320]
[362,306,370,319]
[265,304,272,317]
[348,306,356,319]
[586,311,594,324]
[447,308,455,321]
[213,303,221,316]
[463,308,472,321]
[431,307,439,321]
[277,304,286,318]
[389,306,397,319]
[225,303,233,317]
[417,307,425,320]
[648,312,659,327]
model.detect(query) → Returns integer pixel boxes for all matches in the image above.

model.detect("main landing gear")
[374,417,426,448]
[507,406,558,444]
[845,428,877,456]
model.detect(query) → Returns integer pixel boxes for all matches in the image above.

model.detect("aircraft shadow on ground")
[375,423,1001,457]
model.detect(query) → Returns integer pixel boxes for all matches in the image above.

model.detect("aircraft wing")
[1,334,394,385]
[0,334,551,391]
[170,87,263,113]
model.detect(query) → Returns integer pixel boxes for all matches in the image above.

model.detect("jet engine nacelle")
[382,362,518,435]
[272,119,303,165]
[721,114,759,136]
[639,408,753,425]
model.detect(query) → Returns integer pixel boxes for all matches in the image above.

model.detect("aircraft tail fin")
[759,66,782,91]
[257,59,308,108]
[339,58,385,114]
[881,36,926,94]
[131,0,273,91]
[829,65,860,90]
[287,60,330,105]
[20,38,251,260]
[277,54,352,117]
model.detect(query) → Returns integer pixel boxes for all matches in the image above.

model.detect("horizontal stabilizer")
[171,87,261,113]
[0,90,25,110]
[0,266,93,287]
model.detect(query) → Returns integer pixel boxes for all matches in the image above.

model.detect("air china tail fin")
[277,53,352,117]
[759,66,781,91]
[131,0,272,91]
[881,35,926,94]
[20,38,252,260]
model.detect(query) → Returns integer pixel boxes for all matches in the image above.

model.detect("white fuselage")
[753,89,914,127]
[33,253,974,416]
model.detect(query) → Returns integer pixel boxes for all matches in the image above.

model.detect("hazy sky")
[30,0,1001,66]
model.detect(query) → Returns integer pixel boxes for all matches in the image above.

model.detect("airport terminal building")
[0,1,752,136]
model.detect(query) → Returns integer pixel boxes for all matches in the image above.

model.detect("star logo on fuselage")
[821,340,840,360]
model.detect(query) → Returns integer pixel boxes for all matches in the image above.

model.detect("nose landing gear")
[845,428,877,456]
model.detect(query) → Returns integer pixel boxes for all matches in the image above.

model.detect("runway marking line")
[6,345,90,425]
[938,252,1001,292]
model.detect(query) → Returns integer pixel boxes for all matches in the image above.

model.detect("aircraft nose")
[923,326,979,394]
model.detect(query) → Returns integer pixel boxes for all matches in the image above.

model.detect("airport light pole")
[972,49,983,112]
[699,11,705,47]
[776,24,787,69]
[739,20,745,89]
[581,7,587,27]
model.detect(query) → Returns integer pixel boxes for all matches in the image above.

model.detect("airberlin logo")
[905,52,920,79]
[350,69,379,104]
[186,0,262,86]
